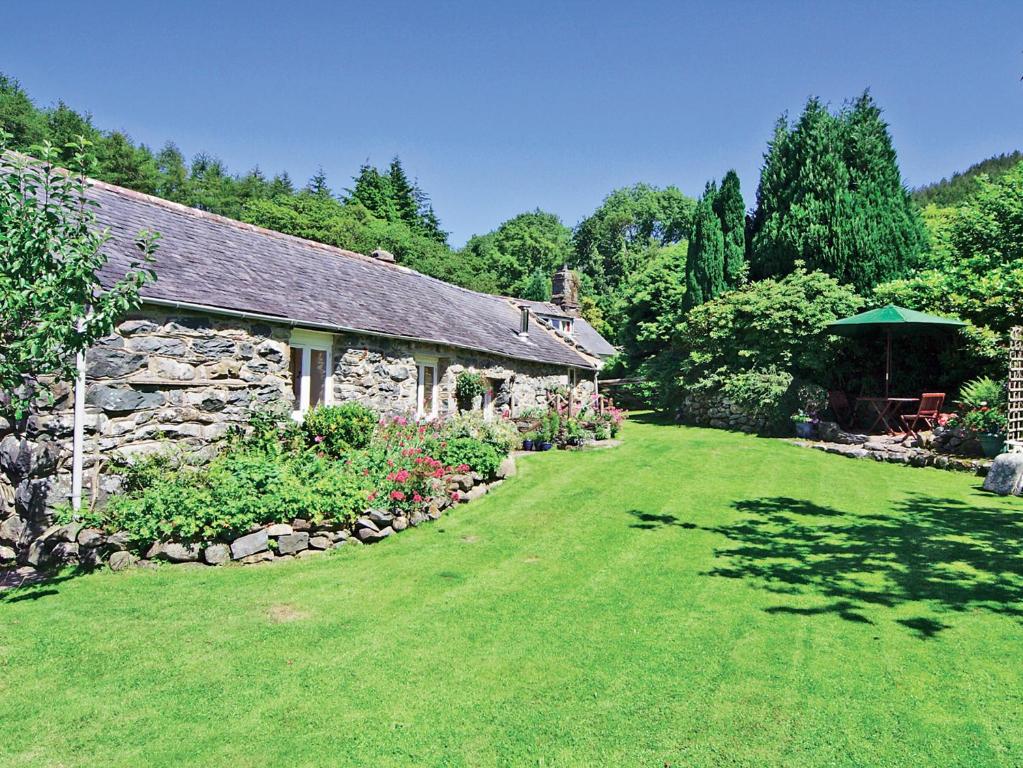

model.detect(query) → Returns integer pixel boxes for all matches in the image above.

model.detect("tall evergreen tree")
[347,163,398,221]
[154,142,188,201]
[684,183,726,310]
[306,167,330,197]
[749,92,925,292]
[713,169,747,287]
[387,157,420,228]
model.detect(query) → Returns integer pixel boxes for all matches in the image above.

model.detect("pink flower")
[390,490,406,501]
[413,493,423,503]
[314,435,325,443]
[450,491,460,501]
[368,491,377,501]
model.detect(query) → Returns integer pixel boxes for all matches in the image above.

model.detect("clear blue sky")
[4,0,1021,244]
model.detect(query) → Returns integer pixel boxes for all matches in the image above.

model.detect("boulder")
[230,529,269,560]
[495,456,516,479]
[465,484,488,502]
[0,544,16,563]
[392,516,408,532]
[56,522,84,543]
[983,453,1023,496]
[80,547,103,570]
[86,385,165,413]
[203,543,231,565]
[49,541,80,565]
[0,515,26,545]
[355,516,380,533]
[162,542,201,562]
[108,551,137,571]
[77,528,105,548]
[817,421,868,445]
[277,533,310,555]
[291,518,312,531]
[238,550,274,565]
[266,523,294,537]
[449,474,473,492]
[308,535,331,550]
[367,509,394,527]
[145,541,165,560]
[409,512,426,527]
[356,525,393,543]
[106,531,132,551]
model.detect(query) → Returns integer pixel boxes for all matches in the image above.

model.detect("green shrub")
[440,437,501,478]
[959,376,1006,409]
[455,371,487,411]
[301,402,378,457]
[442,412,519,455]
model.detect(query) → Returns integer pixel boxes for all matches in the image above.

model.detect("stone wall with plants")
[678,391,768,434]
[1,306,593,570]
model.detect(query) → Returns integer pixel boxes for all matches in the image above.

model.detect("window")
[417,359,439,419]
[289,330,333,418]
[549,317,573,335]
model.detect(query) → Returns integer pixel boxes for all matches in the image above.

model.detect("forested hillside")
[912,150,1022,208]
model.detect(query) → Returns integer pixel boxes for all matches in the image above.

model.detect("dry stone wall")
[2,307,587,569]
[679,391,767,434]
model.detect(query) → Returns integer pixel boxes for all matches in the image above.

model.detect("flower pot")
[539,442,553,451]
[978,433,1005,458]
[794,421,815,439]
[522,439,533,451]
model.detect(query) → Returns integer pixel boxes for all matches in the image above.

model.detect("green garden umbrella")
[826,305,966,398]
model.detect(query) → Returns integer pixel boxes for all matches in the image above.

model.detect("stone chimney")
[550,265,580,316]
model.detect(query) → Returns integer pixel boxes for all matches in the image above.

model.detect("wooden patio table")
[857,397,919,435]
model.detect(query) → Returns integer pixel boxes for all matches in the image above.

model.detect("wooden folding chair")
[899,393,945,438]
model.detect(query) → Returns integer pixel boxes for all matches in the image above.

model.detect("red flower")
[413,493,423,503]
[390,490,406,501]
[451,491,460,501]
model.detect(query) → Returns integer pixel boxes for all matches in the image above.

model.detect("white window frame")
[290,329,334,420]
[416,357,439,420]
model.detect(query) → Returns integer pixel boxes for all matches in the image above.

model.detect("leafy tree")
[0,135,157,418]
[572,184,695,294]
[684,183,725,310]
[519,268,552,301]
[619,243,687,364]
[45,102,99,164]
[0,74,47,148]
[749,92,926,292]
[713,170,746,286]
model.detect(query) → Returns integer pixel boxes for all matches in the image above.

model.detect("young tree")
[519,268,552,301]
[684,183,726,310]
[0,135,157,418]
[154,141,188,202]
[387,157,420,228]
[713,170,747,287]
[306,167,331,197]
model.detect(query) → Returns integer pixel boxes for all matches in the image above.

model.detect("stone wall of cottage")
[1,307,591,567]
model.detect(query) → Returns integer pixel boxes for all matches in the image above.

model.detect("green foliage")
[519,268,552,301]
[749,92,926,292]
[958,376,1006,410]
[714,170,747,287]
[443,411,519,455]
[661,267,863,416]
[684,183,726,310]
[455,371,487,411]
[440,437,501,478]
[0,134,157,418]
[619,243,686,364]
[912,150,1023,208]
[300,402,378,457]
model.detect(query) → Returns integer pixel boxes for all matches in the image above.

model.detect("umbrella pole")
[885,330,891,399]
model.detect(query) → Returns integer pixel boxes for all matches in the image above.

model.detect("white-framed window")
[289,330,334,419]
[549,317,574,335]
[416,358,439,420]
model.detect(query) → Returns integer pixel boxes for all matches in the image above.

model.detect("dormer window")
[549,317,573,335]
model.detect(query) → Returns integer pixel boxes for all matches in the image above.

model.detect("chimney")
[371,248,396,263]
[551,265,580,316]
[518,305,530,337]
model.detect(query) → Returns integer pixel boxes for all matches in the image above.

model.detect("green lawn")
[2,416,1022,767]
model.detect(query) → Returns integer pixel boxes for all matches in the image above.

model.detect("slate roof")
[516,299,618,359]
[87,180,598,369]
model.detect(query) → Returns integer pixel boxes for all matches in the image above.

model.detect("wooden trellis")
[1009,326,1023,451]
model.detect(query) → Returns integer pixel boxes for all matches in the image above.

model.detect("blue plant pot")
[794,421,815,439]
[978,433,1005,458]
[539,442,553,451]
[522,440,534,451]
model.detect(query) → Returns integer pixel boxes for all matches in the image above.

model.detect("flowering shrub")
[442,411,519,455]
[301,402,378,457]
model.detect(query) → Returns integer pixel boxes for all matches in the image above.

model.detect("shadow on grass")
[626,509,697,530]
[704,494,1023,638]
[0,569,81,604]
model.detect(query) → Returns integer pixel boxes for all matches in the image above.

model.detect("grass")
[2,415,1022,767]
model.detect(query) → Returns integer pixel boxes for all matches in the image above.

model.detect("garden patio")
[2,416,1021,767]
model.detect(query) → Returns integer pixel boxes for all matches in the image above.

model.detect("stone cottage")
[0,179,612,564]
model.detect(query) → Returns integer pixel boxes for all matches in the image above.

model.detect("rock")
[449,474,473,491]
[427,505,442,521]
[49,541,80,565]
[77,528,105,548]
[355,516,380,533]
[817,421,868,445]
[0,544,16,563]
[409,512,426,527]
[86,385,165,413]
[130,336,188,356]
[356,525,394,543]
[86,348,146,379]
[291,518,312,531]
[80,547,103,569]
[192,337,236,357]
[308,535,331,550]
[145,541,165,560]
[106,531,132,551]
[231,529,269,560]
[496,456,516,479]
[469,471,483,484]
[25,538,48,567]
[392,516,408,532]
[118,319,158,336]
[108,551,137,571]
[386,364,410,381]
[276,532,310,555]
[465,484,488,502]
[266,523,294,537]
[983,453,1023,496]
[163,542,201,562]
[56,522,84,543]
[203,543,231,565]
[367,509,394,527]
[239,550,274,565]
[0,515,26,545]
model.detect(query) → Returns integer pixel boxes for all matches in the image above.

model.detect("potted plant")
[791,409,817,439]
[955,377,1008,458]
[522,431,536,452]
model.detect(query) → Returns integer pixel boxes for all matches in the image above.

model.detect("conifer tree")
[347,163,398,221]
[713,169,747,287]
[684,183,726,310]
[306,167,330,197]
[387,157,420,228]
